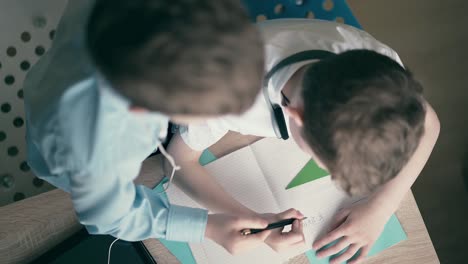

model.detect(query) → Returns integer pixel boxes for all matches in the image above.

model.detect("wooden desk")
[141,132,439,264]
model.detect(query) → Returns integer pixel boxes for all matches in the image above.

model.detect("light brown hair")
[302,50,426,195]
[87,0,264,115]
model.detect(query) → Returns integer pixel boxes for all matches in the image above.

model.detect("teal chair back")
[242,0,361,28]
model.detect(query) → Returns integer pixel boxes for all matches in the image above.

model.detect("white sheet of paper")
[166,144,283,264]
[167,138,361,264]
[249,138,361,251]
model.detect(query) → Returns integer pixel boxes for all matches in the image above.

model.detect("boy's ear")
[284,106,304,127]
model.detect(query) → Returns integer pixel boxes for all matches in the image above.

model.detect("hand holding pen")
[243,209,307,253]
[241,217,307,235]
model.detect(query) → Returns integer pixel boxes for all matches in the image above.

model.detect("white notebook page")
[250,138,362,253]
[166,144,284,264]
[166,138,362,263]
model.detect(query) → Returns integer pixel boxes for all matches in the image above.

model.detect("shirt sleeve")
[179,122,229,151]
[36,86,207,243]
[29,111,209,242]
[30,94,209,243]
[70,165,208,242]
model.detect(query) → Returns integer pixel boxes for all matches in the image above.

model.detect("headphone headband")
[264,50,336,82]
[264,49,336,140]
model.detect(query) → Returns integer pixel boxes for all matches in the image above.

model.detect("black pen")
[241,217,307,236]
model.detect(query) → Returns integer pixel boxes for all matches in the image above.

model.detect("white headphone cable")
[156,142,181,194]
[107,238,119,264]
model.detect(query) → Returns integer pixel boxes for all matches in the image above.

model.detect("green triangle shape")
[286,159,329,189]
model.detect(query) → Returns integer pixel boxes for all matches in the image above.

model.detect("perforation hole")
[6,46,17,57]
[1,174,15,189]
[33,177,44,187]
[20,161,30,172]
[323,0,334,11]
[32,16,47,29]
[13,192,25,201]
[274,4,285,15]
[4,75,15,85]
[13,117,24,128]
[49,30,55,40]
[256,14,267,22]
[7,146,19,157]
[20,60,31,71]
[0,131,6,142]
[1,103,11,113]
[20,31,31,42]
[17,89,24,99]
[35,45,45,56]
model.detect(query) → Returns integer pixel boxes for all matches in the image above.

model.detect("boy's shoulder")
[257,18,402,68]
[25,77,101,170]
[257,18,366,42]
[27,77,165,173]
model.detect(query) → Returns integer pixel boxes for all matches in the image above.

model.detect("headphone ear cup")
[272,105,289,140]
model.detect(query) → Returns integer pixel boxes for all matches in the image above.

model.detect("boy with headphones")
[168,19,440,263]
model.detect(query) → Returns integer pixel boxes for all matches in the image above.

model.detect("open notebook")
[167,138,368,263]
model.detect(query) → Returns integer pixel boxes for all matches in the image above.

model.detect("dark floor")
[347,1,468,263]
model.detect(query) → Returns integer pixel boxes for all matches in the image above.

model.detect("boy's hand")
[261,208,306,252]
[312,199,392,264]
[205,214,271,255]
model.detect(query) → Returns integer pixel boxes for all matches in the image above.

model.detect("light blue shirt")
[23,0,207,242]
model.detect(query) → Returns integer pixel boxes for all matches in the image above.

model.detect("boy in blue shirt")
[24,0,299,254]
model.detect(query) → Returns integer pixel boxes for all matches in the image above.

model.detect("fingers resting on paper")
[312,200,390,264]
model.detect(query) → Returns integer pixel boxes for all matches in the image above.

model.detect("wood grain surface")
[0,132,439,263]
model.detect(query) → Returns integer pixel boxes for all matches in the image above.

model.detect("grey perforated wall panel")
[0,0,67,206]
